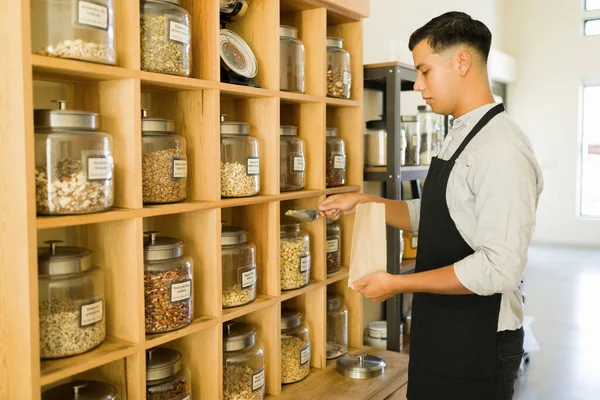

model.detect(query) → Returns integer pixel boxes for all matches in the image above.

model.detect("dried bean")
[327,252,340,274]
[144,269,192,333]
[142,148,187,204]
[326,155,345,187]
[36,39,115,64]
[221,161,259,197]
[147,375,190,400]
[280,237,310,290]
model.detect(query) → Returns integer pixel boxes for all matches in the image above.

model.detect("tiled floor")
[514,245,600,400]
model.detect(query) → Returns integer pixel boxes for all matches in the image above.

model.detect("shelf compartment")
[145,316,220,350]
[32,55,135,82]
[325,266,349,284]
[327,277,362,349]
[222,295,279,322]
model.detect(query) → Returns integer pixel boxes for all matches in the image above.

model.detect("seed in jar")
[142,148,187,204]
[221,161,259,197]
[281,336,310,384]
[36,39,115,64]
[223,284,254,308]
[326,155,345,187]
[223,364,264,400]
[141,15,190,76]
[326,342,347,359]
[280,237,310,290]
[144,269,192,333]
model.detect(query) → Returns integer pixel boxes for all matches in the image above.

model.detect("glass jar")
[34,100,114,215]
[402,115,421,166]
[280,26,305,93]
[280,126,305,192]
[418,105,441,165]
[146,347,192,400]
[280,222,311,290]
[31,0,116,65]
[326,292,348,359]
[223,321,265,400]
[221,117,260,197]
[222,226,257,308]
[365,119,395,167]
[140,0,191,76]
[326,128,346,187]
[364,321,387,350]
[42,380,117,400]
[142,110,188,204]
[38,240,106,359]
[143,232,193,334]
[281,308,311,384]
[326,37,351,99]
[326,219,341,274]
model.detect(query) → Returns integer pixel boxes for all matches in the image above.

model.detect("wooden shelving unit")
[0,1,367,399]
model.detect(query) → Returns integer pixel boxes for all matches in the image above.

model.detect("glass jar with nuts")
[280,126,306,192]
[34,100,114,215]
[221,117,260,198]
[326,128,346,187]
[280,222,311,290]
[146,347,192,400]
[142,110,188,204]
[223,321,265,400]
[326,292,348,359]
[143,232,193,334]
[140,0,191,76]
[281,307,311,384]
[222,226,257,308]
[326,219,341,274]
[326,37,351,99]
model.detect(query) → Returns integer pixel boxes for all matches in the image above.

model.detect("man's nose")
[414,76,425,92]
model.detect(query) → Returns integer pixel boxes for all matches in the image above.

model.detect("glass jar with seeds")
[143,232,193,334]
[31,0,116,65]
[326,218,341,274]
[281,308,311,384]
[223,321,265,400]
[326,292,348,359]
[142,110,188,204]
[221,116,260,198]
[326,37,351,99]
[280,126,305,192]
[42,380,117,400]
[280,221,311,290]
[222,226,257,308]
[34,100,114,215]
[37,240,106,359]
[146,347,192,400]
[280,25,305,93]
[326,128,346,187]
[140,0,191,76]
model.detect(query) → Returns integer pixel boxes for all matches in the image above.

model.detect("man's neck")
[452,78,496,119]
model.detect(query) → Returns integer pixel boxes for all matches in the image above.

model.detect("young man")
[319,11,543,400]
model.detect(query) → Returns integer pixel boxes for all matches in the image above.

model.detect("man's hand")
[318,193,364,221]
[353,271,399,302]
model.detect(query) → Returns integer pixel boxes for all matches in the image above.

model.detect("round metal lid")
[220,29,258,79]
[366,120,386,130]
[336,354,386,379]
[281,307,302,330]
[42,380,117,400]
[221,121,250,135]
[280,25,298,39]
[401,115,417,123]
[146,347,182,382]
[418,105,433,112]
[326,37,344,48]
[38,240,93,276]
[222,226,249,246]
[367,321,387,339]
[143,231,184,261]
[326,127,338,137]
[280,125,298,136]
[141,109,177,134]
[163,0,182,4]
[327,292,342,311]
[34,100,100,131]
[223,321,256,352]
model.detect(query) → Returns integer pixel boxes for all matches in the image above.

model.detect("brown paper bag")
[348,202,387,289]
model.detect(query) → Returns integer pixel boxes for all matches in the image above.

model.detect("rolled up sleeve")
[405,199,421,233]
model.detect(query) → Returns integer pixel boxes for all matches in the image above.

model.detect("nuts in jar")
[280,223,311,290]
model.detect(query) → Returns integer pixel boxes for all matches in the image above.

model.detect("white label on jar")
[78,1,108,30]
[80,300,103,327]
[252,368,265,391]
[411,134,418,148]
[411,236,418,249]
[300,255,310,273]
[169,20,190,44]
[247,157,260,176]
[333,155,346,170]
[342,70,352,86]
[87,157,111,180]
[241,267,257,289]
[326,239,339,253]
[171,280,192,303]
[172,158,188,179]
[293,156,306,172]
[300,344,311,365]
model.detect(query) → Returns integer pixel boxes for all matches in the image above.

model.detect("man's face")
[412,40,460,116]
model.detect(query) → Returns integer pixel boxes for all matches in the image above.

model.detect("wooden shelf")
[325,267,350,284]
[325,96,362,107]
[222,295,279,322]
[145,316,219,350]
[279,281,324,302]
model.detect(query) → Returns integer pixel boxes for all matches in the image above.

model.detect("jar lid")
[281,307,303,329]
[366,120,386,130]
[280,125,298,136]
[280,219,301,230]
[223,321,257,351]
[401,115,417,122]
[143,231,184,261]
[367,321,387,339]
[336,354,386,379]
[418,105,433,112]
[146,347,182,382]
[37,240,93,275]
[327,292,342,311]
[327,37,344,48]
[280,25,298,39]
[34,100,100,131]
[220,29,258,80]
[221,114,250,136]
[222,226,249,245]
[141,109,177,134]
[42,380,117,400]
[326,127,338,137]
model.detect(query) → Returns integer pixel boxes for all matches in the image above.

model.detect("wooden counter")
[268,347,409,400]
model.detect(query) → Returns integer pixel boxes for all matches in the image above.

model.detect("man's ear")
[456,49,472,77]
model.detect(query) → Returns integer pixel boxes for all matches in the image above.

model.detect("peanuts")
[221,162,259,197]
[37,39,115,64]
[280,237,310,290]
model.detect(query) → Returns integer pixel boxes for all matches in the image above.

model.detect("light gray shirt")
[406,103,544,332]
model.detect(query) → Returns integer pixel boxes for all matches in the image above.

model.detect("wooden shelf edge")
[325,97,361,107]
[32,55,134,81]
[279,281,324,302]
[221,295,278,322]
[145,316,220,350]
[325,267,349,285]
[36,207,140,230]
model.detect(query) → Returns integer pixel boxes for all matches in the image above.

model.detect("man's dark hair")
[408,11,492,62]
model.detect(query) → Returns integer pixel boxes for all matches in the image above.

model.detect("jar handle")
[358,354,366,367]
[43,239,64,254]
[72,381,88,394]
[220,114,229,123]
[143,231,160,244]
[50,100,68,110]
[141,109,149,118]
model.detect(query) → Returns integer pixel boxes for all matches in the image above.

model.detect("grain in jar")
[280,126,306,192]
[146,347,192,400]
[221,116,260,197]
[281,308,311,384]
[222,226,257,308]
[280,222,311,290]
[326,128,346,187]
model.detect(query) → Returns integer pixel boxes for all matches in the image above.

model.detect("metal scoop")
[284,209,319,223]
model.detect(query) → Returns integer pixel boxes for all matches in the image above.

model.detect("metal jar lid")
[327,37,344,48]
[221,114,250,135]
[143,231,184,261]
[222,226,249,246]
[336,353,386,379]
[366,120,387,131]
[418,105,433,112]
[280,125,298,136]
[34,100,100,131]
[223,321,256,352]
[38,240,93,276]
[281,307,303,330]
[141,109,177,134]
[327,292,342,311]
[42,380,117,400]
[146,347,182,382]
[280,25,298,39]
[367,321,387,339]
[401,115,417,123]
[326,127,338,137]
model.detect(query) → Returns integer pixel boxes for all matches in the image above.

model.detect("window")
[584,18,600,35]
[580,85,600,217]
[586,0,600,11]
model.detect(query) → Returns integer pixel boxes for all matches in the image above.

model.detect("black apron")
[407,104,505,400]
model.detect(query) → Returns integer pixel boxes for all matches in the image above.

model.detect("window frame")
[579,82,600,218]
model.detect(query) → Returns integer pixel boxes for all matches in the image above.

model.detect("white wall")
[502,0,600,247]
